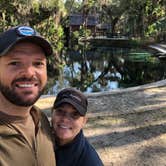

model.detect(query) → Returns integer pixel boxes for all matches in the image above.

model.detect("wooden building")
[69,14,111,37]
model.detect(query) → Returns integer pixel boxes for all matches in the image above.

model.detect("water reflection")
[47,44,166,94]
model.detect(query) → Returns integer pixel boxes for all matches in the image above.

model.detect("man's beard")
[0,78,45,107]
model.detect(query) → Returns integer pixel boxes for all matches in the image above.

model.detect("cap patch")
[17,26,35,36]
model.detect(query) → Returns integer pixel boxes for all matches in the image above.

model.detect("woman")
[52,88,104,166]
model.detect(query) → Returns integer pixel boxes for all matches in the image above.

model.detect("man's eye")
[34,62,45,67]
[8,62,21,66]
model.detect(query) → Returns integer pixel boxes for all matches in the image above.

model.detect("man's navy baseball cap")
[0,25,53,56]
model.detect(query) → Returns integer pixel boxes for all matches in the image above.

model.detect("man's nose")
[20,65,36,77]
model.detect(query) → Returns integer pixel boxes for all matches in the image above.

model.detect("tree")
[124,0,165,38]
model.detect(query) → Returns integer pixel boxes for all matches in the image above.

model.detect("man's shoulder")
[31,106,51,128]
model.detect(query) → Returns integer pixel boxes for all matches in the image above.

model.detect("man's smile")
[15,82,38,88]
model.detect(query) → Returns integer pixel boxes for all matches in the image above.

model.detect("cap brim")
[1,36,52,57]
[54,98,86,116]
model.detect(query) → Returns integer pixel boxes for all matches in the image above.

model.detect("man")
[52,88,103,166]
[0,26,56,166]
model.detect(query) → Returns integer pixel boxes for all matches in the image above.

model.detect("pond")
[46,43,166,94]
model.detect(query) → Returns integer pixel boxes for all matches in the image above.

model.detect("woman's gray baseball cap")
[53,88,88,116]
[0,25,53,56]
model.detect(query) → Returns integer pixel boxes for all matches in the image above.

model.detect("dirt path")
[85,80,166,166]
[36,79,166,166]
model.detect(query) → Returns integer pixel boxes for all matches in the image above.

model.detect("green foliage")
[79,26,91,37]
[72,30,80,39]
[71,26,91,42]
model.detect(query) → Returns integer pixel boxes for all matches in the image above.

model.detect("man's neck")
[0,93,32,117]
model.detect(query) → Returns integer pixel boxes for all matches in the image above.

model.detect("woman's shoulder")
[80,137,104,166]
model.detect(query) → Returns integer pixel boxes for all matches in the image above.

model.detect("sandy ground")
[36,79,166,166]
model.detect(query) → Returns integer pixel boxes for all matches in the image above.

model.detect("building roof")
[69,14,98,26]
